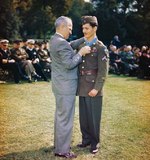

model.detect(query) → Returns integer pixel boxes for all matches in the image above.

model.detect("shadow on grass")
[0,146,92,160]
[0,147,54,160]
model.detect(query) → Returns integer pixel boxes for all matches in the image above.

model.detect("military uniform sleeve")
[94,45,109,91]
[0,52,3,64]
[10,49,20,61]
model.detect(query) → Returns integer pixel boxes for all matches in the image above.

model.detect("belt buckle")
[87,71,91,75]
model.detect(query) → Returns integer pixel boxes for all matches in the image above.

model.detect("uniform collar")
[26,46,33,51]
[85,37,98,46]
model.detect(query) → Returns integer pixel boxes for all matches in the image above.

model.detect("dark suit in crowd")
[26,44,48,81]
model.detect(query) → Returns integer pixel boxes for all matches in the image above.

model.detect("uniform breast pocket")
[85,75,96,83]
[90,52,98,57]
[92,52,98,57]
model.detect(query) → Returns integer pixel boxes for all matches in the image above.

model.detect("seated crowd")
[0,38,150,84]
[109,44,150,79]
[0,39,51,83]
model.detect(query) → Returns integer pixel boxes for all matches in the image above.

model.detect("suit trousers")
[79,96,102,148]
[54,94,76,153]
[20,60,35,79]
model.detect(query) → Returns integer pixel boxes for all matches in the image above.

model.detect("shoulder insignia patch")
[102,48,109,61]
[102,56,107,61]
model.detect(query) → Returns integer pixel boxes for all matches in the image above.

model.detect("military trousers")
[79,96,103,148]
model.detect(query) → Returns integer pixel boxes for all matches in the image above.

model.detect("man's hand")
[8,59,15,63]
[88,89,98,97]
[33,58,39,64]
[46,57,51,63]
[78,46,91,56]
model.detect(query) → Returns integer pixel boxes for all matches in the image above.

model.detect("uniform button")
[91,54,94,56]
[82,66,84,69]
[82,60,85,62]
[92,80,95,82]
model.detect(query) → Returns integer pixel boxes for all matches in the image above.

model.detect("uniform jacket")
[10,48,29,62]
[0,48,11,67]
[50,33,84,95]
[37,49,50,62]
[77,41,109,96]
[26,48,38,61]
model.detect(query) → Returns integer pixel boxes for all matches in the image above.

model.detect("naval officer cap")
[81,16,98,26]
[27,39,35,44]
[0,39,9,43]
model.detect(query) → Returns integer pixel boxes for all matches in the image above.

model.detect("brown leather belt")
[80,69,97,76]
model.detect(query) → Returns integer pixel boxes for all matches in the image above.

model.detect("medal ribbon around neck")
[85,37,98,47]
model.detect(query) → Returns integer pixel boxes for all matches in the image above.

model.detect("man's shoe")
[90,144,100,154]
[28,79,32,83]
[55,152,77,158]
[90,148,98,154]
[35,74,41,79]
[22,75,29,80]
[33,74,41,82]
[15,81,21,84]
[77,143,90,148]
[33,74,41,79]
[44,78,49,82]
[90,147,98,154]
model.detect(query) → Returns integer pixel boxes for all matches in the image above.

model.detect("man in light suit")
[50,16,91,158]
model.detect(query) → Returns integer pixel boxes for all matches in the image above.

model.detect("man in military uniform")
[0,39,21,83]
[26,39,48,81]
[76,16,109,154]
[10,40,40,83]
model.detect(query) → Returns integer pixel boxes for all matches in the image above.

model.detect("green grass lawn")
[0,75,150,160]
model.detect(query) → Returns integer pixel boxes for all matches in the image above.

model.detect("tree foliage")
[17,0,73,39]
[92,0,150,45]
[68,0,95,38]
[0,0,149,45]
[0,0,22,40]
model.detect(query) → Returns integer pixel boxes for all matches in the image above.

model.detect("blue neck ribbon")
[85,37,98,46]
